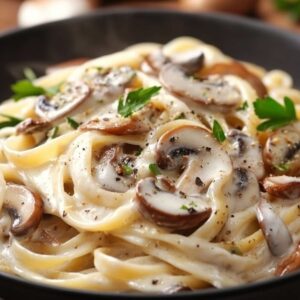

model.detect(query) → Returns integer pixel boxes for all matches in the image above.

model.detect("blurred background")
[0,0,300,34]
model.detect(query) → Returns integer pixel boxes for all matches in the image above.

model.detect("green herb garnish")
[149,163,161,176]
[50,126,59,139]
[122,164,133,176]
[253,96,297,131]
[118,86,161,117]
[237,101,249,111]
[23,68,37,82]
[212,120,226,142]
[67,117,79,129]
[174,112,186,120]
[0,114,23,129]
[11,80,46,101]
[274,163,290,172]
[180,204,189,211]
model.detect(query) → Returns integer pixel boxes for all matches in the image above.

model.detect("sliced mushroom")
[93,144,140,193]
[3,183,43,236]
[225,168,260,213]
[80,114,150,135]
[135,177,211,230]
[201,62,267,97]
[16,118,51,135]
[142,50,168,75]
[264,122,300,176]
[256,198,292,256]
[275,242,300,276]
[87,66,136,103]
[227,129,265,179]
[35,80,91,122]
[142,49,203,76]
[159,56,241,110]
[156,125,232,195]
[263,176,300,199]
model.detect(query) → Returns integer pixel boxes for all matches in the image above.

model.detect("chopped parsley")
[149,163,161,176]
[237,101,249,111]
[0,114,23,129]
[212,120,226,142]
[122,164,133,176]
[174,112,186,120]
[118,86,161,117]
[253,96,297,131]
[228,245,243,256]
[23,67,37,82]
[11,80,46,101]
[274,163,290,172]
[67,117,80,129]
[50,126,59,139]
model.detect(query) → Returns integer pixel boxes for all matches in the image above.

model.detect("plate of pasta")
[1,8,300,300]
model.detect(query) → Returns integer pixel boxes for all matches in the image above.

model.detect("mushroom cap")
[35,80,91,122]
[4,183,43,236]
[93,144,138,193]
[276,242,300,276]
[263,123,300,176]
[263,176,300,199]
[135,177,211,230]
[256,198,292,256]
[160,63,241,110]
[156,125,232,195]
[80,115,150,135]
[16,118,51,135]
[200,62,267,97]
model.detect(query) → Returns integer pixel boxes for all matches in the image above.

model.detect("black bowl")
[0,8,300,300]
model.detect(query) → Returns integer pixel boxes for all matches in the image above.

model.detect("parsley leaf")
[67,117,79,129]
[237,101,249,111]
[212,120,226,142]
[274,163,290,172]
[253,96,297,131]
[50,126,59,139]
[0,114,23,129]
[122,165,133,176]
[118,86,161,117]
[174,112,186,120]
[149,163,161,176]
[23,68,37,82]
[11,80,46,101]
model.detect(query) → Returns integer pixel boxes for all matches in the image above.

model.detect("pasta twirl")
[0,37,300,293]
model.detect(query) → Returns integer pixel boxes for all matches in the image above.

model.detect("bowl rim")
[1,7,300,298]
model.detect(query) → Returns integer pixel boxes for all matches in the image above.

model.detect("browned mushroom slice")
[159,53,241,110]
[80,114,150,135]
[227,129,265,179]
[263,122,300,176]
[4,183,43,236]
[256,198,292,256]
[200,62,267,97]
[156,125,232,195]
[263,176,300,199]
[35,80,91,122]
[93,144,140,192]
[135,177,211,230]
[16,118,51,135]
[275,242,300,276]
